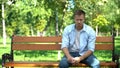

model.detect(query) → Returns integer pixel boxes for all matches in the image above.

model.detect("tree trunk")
[116,28,118,36]
[2,2,6,46]
[96,26,98,36]
[31,26,34,36]
[55,8,59,36]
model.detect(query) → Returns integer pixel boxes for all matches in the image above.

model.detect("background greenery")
[0,0,120,37]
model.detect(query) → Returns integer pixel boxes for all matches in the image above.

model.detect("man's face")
[74,14,85,30]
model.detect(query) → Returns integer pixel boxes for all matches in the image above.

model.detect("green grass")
[0,37,120,67]
[115,36,120,55]
[13,50,63,61]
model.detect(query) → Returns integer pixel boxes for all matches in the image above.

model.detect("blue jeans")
[59,52,100,68]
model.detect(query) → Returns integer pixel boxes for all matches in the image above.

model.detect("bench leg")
[112,66,118,68]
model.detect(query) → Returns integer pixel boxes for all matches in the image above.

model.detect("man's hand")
[67,56,75,63]
[73,57,82,63]
[62,47,76,63]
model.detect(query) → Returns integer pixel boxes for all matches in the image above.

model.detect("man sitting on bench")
[59,9,100,68]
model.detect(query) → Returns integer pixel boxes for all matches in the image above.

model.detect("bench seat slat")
[4,61,117,67]
[4,62,59,67]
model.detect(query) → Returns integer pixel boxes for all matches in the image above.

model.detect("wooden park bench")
[2,35,119,68]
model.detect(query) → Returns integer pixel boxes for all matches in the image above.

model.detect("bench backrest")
[12,36,62,50]
[11,36,114,50]
[11,35,115,61]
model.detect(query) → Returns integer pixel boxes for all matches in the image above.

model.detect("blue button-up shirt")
[61,24,96,55]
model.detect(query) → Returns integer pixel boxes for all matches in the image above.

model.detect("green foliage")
[93,15,109,26]
[4,0,52,36]
[0,0,120,37]
[35,20,47,32]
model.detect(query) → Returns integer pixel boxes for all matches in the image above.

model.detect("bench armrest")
[2,53,13,66]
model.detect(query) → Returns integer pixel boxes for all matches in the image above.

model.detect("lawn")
[0,36,120,67]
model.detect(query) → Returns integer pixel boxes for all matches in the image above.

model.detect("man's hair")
[73,9,85,16]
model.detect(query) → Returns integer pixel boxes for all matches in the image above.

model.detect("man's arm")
[74,50,93,63]
[74,28,96,63]
[62,47,75,63]
[79,27,96,61]
[79,50,93,60]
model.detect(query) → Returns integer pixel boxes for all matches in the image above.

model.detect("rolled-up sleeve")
[87,29,96,52]
[61,27,69,49]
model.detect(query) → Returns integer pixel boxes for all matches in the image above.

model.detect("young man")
[59,10,100,68]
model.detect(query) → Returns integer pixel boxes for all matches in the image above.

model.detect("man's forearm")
[80,50,93,60]
[62,47,71,58]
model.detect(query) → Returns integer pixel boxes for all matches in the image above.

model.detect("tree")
[5,0,51,36]
[72,0,119,36]
[93,15,110,36]
[1,0,120,38]
[2,2,6,46]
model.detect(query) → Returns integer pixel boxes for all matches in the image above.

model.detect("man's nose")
[78,20,81,23]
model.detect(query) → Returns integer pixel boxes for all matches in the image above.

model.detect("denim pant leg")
[81,54,100,68]
[59,52,79,68]
[59,56,70,68]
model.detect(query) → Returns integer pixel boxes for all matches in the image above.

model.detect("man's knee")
[85,55,100,67]
[94,59,100,66]
[91,59,100,68]
[59,57,69,68]
[59,60,69,68]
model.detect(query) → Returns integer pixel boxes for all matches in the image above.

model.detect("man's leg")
[59,56,70,68]
[81,54,100,68]
[59,52,79,68]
